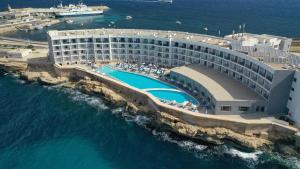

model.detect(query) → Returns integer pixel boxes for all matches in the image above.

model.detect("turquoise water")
[97,66,198,104]
[98,66,174,89]
[148,90,198,105]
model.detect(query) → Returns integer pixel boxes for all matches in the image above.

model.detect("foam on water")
[227,148,262,161]
[152,130,207,152]
[59,88,109,110]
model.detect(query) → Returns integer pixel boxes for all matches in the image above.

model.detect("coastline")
[0,58,299,154]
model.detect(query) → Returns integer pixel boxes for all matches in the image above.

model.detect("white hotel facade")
[47,29,300,125]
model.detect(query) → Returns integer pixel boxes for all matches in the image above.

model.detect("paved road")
[0,36,48,48]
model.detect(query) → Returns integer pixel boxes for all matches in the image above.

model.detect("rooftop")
[171,64,265,102]
[224,33,291,41]
[48,29,230,47]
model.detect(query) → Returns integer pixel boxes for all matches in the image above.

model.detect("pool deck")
[171,64,265,102]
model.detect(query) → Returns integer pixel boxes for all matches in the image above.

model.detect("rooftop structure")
[224,33,292,52]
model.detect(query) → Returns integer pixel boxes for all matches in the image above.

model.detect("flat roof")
[48,29,230,47]
[171,65,265,102]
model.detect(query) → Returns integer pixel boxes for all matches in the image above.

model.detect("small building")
[224,33,292,60]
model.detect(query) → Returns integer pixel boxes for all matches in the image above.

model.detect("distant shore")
[0,5,110,34]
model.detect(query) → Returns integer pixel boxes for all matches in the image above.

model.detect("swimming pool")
[97,66,198,105]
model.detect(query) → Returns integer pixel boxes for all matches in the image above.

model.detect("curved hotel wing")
[47,29,298,118]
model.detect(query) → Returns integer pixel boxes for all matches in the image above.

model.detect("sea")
[1,0,300,168]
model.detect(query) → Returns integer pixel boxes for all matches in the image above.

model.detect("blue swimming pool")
[97,66,198,105]
[148,90,198,105]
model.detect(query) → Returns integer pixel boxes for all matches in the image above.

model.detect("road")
[0,36,48,48]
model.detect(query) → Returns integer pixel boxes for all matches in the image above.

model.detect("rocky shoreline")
[0,59,299,155]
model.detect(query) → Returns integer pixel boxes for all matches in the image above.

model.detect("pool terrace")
[95,64,200,112]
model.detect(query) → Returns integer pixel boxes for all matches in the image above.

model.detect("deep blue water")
[1,0,300,41]
[0,72,300,169]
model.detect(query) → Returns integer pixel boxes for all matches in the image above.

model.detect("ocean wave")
[152,130,207,152]
[227,148,262,161]
[15,79,26,84]
[112,107,151,126]
[61,89,109,110]
[287,157,300,169]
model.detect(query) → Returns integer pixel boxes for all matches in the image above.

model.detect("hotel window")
[112,38,117,42]
[62,39,69,44]
[291,87,295,91]
[294,78,297,82]
[221,106,231,111]
[80,38,86,43]
[95,38,101,43]
[134,39,140,43]
[53,40,60,45]
[289,97,292,101]
[128,38,133,43]
[266,72,273,82]
[103,38,109,43]
[239,107,249,112]
[71,39,76,43]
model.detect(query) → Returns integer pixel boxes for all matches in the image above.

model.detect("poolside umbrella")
[183,84,187,88]
[193,90,198,94]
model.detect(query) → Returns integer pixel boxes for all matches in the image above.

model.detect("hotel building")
[47,29,300,124]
